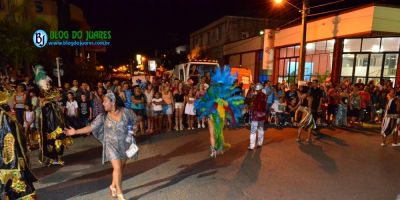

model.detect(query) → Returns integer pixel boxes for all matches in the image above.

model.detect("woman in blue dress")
[64,92,137,200]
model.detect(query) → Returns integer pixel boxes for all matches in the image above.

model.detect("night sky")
[70,0,400,66]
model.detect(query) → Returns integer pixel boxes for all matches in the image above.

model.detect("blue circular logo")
[32,29,48,48]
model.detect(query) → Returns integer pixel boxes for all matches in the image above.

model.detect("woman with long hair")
[296,86,316,143]
[64,93,137,200]
[131,86,145,135]
[174,83,185,131]
[196,83,207,128]
[185,89,196,130]
[92,87,105,119]
[162,84,174,131]
[144,84,154,134]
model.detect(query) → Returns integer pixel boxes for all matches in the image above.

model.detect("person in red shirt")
[249,83,267,150]
[359,86,371,125]
[327,85,340,128]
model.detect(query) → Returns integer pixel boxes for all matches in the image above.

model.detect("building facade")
[190,16,284,65]
[223,35,264,82]
[271,4,400,86]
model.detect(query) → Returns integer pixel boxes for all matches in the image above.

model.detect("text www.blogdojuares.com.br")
[47,41,111,46]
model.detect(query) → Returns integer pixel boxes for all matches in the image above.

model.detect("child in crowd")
[271,97,290,126]
[24,103,35,150]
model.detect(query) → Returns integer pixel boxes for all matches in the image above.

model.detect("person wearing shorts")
[152,92,164,133]
[174,84,185,131]
[349,86,361,126]
[162,86,174,131]
[131,86,146,134]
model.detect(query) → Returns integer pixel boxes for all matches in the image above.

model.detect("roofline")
[191,15,269,36]
[278,3,400,30]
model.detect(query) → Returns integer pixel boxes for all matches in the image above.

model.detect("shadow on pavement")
[335,126,378,136]
[225,149,262,199]
[299,143,337,174]
[126,140,248,200]
[36,139,208,199]
[32,146,102,180]
[316,133,349,147]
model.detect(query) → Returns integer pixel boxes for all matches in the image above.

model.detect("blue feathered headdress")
[194,65,244,124]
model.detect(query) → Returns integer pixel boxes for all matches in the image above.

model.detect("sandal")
[109,186,117,198]
[117,194,126,200]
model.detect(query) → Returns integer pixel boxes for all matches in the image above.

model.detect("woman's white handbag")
[125,135,139,158]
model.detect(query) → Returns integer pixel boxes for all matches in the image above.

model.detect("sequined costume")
[34,65,72,166]
[0,94,37,199]
[38,99,72,165]
[90,107,138,164]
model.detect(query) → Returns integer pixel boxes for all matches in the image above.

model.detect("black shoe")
[248,147,254,150]
[257,145,262,148]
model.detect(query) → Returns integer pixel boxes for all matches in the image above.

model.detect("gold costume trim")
[46,127,63,140]
[11,175,27,193]
[0,91,12,105]
[18,192,37,200]
[0,170,27,193]
[3,132,15,165]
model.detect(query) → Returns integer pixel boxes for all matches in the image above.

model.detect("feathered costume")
[0,92,37,200]
[34,65,72,166]
[194,66,244,154]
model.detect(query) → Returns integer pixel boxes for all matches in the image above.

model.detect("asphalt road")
[31,125,400,200]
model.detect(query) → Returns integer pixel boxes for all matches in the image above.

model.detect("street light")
[274,0,308,82]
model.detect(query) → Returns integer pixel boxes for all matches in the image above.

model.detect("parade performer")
[295,85,316,143]
[381,92,400,146]
[0,91,37,200]
[195,66,244,158]
[248,83,267,150]
[34,65,72,166]
[64,92,138,200]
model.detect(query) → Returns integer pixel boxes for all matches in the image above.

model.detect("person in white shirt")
[24,103,35,150]
[65,92,79,128]
[270,97,289,126]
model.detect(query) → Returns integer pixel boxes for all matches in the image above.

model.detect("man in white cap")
[249,83,267,150]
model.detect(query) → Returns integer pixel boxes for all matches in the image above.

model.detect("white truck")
[174,60,219,84]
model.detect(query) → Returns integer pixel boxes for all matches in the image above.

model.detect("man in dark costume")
[34,65,72,166]
[0,92,37,200]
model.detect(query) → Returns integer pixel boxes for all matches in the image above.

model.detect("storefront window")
[280,48,286,58]
[327,40,335,52]
[341,54,354,76]
[315,41,326,54]
[362,38,380,52]
[381,37,400,52]
[354,54,369,76]
[306,43,315,55]
[277,39,333,83]
[294,45,300,56]
[369,54,383,77]
[340,37,400,84]
[383,54,398,77]
[344,39,361,52]
[287,46,295,57]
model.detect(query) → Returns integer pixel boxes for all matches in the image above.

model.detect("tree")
[0,0,49,74]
